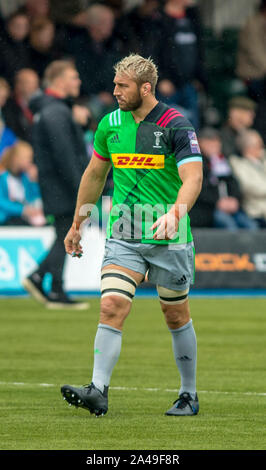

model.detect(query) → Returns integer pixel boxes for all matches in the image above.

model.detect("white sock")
[169,319,197,399]
[92,323,122,393]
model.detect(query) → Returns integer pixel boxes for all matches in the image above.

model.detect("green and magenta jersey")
[93,102,202,244]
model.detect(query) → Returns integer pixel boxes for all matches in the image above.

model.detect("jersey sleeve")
[93,115,110,161]
[171,118,202,167]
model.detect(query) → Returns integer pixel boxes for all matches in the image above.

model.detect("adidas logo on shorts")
[176,275,187,285]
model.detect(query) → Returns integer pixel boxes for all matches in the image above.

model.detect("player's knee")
[101,294,128,314]
[157,285,190,329]
[163,305,190,329]
[100,295,131,328]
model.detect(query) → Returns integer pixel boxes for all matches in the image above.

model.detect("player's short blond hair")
[114,54,158,95]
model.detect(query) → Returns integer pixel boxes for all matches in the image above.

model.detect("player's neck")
[131,96,158,123]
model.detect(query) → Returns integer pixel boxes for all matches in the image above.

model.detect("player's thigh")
[101,239,146,306]
[102,239,148,279]
[102,264,144,285]
[147,242,195,292]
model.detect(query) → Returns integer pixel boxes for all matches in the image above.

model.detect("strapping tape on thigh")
[157,285,189,305]
[101,269,137,302]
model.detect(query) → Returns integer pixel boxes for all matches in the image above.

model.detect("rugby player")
[61,54,203,416]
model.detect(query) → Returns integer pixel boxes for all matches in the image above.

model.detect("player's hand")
[151,211,179,241]
[64,222,83,257]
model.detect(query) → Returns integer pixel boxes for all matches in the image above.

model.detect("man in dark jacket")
[22,60,89,309]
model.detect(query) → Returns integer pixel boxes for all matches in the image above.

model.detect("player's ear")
[141,82,151,96]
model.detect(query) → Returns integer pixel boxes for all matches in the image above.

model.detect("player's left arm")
[152,161,203,240]
[153,117,203,240]
[172,160,203,215]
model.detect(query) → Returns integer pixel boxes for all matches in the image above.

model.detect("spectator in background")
[254,80,266,146]
[189,127,258,230]
[0,9,31,86]
[50,0,87,25]
[0,78,18,158]
[115,0,163,61]
[109,0,124,18]
[0,141,45,226]
[72,101,92,130]
[0,77,10,111]
[71,98,95,156]
[230,129,266,228]
[51,3,90,59]
[29,18,63,79]
[0,116,17,159]
[25,0,50,21]
[156,0,207,129]
[0,11,5,36]
[2,69,39,142]
[220,96,256,159]
[236,0,266,102]
[62,3,123,116]
[22,60,89,310]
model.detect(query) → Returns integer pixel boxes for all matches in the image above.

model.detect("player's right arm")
[64,153,111,256]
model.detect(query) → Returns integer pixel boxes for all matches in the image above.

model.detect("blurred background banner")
[0,226,105,295]
[193,229,266,289]
[1,226,266,295]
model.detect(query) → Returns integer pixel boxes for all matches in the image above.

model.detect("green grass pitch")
[0,296,265,450]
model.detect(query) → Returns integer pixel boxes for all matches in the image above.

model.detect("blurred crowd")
[0,0,266,231]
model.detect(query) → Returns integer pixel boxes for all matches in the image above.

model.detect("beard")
[117,90,143,111]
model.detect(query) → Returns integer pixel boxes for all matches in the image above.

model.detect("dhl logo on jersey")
[111,153,165,169]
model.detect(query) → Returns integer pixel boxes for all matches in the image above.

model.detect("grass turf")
[0,297,265,450]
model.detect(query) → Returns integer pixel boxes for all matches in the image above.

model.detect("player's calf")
[157,286,198,415]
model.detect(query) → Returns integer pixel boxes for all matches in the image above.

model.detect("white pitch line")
[0,381,265,397]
